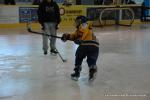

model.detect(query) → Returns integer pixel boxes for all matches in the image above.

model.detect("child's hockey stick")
[26,22,67,62]
[55,48,67,62]
[26,22,62,39]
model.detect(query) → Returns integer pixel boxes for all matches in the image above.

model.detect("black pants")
[4,0,15,5]
[75,45,99,68]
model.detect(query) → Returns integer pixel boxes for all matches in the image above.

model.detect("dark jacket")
[37,1,61,24]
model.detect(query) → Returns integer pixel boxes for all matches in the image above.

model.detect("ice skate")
[89,68,97,81]
[50,49,58,55]
[43,50,47,55]
[71,72,80,81]
[71,66,81,81]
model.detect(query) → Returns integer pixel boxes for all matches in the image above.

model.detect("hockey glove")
[61,33,70,42]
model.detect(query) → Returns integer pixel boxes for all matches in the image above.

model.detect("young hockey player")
[61,16,99,81]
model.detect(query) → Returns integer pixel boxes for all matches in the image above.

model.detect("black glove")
[55,24,59,30]
[61,34,70,42]
[41,25,45,30]
[74,39,83,45]
[39,22,45,30]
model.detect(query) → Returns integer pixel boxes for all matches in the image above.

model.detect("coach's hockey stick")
[26,22,67,62]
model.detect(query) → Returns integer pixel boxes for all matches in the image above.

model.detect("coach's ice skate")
[43,50,47,55]
[50,49,58,55]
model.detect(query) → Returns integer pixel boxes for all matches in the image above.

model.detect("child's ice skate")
[71,66,81,81]
[71,71,80,81]
[89,68,97,81]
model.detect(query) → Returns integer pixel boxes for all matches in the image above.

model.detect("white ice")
[0,25,150,100]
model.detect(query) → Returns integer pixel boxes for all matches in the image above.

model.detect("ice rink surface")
[0,24,150,100]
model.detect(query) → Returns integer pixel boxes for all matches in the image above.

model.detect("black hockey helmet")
[75,15,88,28]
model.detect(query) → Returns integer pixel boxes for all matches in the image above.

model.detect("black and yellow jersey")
[69,23,99,47]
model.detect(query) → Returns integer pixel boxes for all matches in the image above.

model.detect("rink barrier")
[0,4,146,28]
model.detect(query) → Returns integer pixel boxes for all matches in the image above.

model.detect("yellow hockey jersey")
[69,23,99,47]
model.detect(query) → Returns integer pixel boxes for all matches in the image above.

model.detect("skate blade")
[89,77,96,82]
[71,77,78,81]
[50,52,57,56]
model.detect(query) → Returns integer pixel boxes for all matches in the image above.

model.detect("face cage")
[74,19,82,27]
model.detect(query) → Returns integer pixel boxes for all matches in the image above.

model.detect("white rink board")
[0,6,19,24]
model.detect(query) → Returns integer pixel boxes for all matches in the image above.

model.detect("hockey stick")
[26,22,67,62]
[26,22,62,39]
[55,48,67,62]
